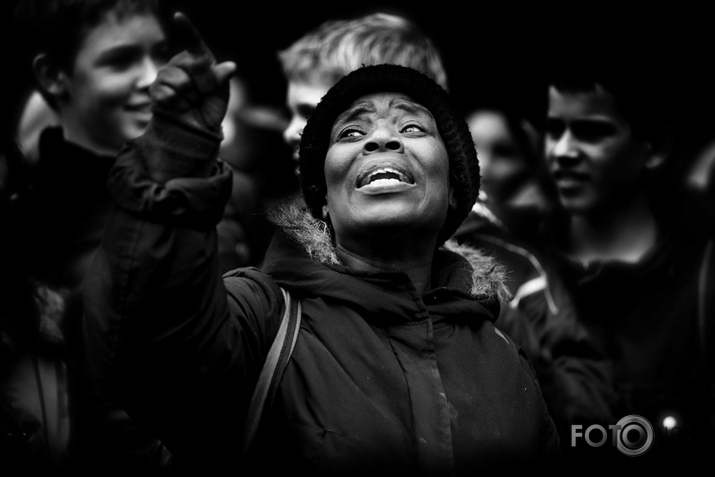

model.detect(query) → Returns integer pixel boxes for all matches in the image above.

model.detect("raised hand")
[150,12,236,131]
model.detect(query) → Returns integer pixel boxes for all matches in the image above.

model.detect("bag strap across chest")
[240,287,301,461]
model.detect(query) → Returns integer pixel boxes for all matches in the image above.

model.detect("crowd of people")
[1,0,713,475]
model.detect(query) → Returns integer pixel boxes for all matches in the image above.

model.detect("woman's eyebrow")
[334,97,430,126]
[334,103,376,124]
[338,101,376,119]
[389,98,430,117]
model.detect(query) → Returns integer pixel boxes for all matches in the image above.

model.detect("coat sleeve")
[81,112,285,462]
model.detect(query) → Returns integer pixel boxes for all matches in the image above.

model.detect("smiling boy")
[9,0,174,473]
[14,0,171,289]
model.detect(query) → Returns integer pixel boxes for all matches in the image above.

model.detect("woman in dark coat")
[82,13,560,476]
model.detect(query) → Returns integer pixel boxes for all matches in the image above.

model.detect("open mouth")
[357,166,415,188]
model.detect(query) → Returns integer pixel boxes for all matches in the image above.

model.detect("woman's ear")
[322,198,330,221]
[448,185,458,209]
[32,53,69,99]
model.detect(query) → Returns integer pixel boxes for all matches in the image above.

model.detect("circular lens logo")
[616,414,654,456]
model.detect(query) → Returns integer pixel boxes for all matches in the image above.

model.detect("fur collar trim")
[268,199,511,304]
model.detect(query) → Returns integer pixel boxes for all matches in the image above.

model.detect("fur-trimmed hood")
[266,198,511,305]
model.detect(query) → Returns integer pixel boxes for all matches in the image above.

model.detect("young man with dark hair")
[500,58,715,471]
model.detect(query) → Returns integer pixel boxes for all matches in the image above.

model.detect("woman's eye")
[402,124,424,134]
[337,128,364,140]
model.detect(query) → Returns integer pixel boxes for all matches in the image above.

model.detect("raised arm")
[152,13,234,132]
[81,13,283,466]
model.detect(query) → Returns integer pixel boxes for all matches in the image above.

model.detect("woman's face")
[58,11,169,155]
[324,92,452,245]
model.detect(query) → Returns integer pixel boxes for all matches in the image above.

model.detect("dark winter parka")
[82,108,560,475]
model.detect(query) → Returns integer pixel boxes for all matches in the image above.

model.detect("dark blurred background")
[2,1,714,174]
[175,1,715,142]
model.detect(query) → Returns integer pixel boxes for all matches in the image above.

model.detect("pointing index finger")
[172,11,210,56]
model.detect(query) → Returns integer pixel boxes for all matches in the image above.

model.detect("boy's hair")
[545,45,674,145]
[13,0,167,106]
[278,12,448,90]
[547,49,680,214]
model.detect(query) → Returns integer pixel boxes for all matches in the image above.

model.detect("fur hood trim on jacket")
[267,199,511,304]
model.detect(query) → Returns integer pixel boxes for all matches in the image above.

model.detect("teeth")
[357,165,414,188]
[367,168,407,184]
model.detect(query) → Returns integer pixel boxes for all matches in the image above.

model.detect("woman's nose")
[364,128,403,153]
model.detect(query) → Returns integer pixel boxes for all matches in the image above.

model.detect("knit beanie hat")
[299,63,480,246]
